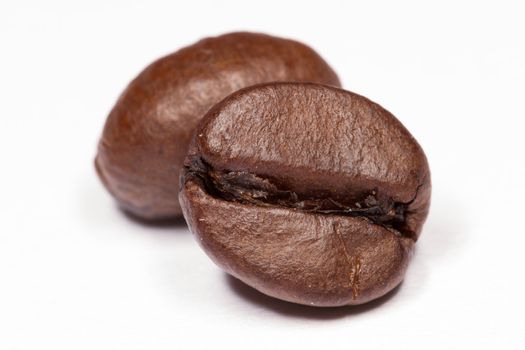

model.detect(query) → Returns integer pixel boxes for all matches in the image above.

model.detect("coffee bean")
[180,82,431,307]
[95,32,340,220]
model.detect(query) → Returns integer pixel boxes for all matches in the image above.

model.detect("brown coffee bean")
[180,82,431,307]
[95,32,340,220]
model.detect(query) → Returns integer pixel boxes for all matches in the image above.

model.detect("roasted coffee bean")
[180,82,431,307]
[95,32,340,220]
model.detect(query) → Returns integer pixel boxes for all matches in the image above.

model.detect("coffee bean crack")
[183,156,418,239]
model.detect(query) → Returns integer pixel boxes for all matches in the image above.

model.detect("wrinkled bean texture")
[180,83,431,307]
[95,32,340,219]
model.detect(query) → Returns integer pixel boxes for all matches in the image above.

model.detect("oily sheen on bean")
[95,32,340,220]
[180,82,431,307]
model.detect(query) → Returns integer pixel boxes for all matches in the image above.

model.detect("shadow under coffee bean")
[180,82,431,307]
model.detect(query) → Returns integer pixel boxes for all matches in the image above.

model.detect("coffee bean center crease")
[185,157,419,240]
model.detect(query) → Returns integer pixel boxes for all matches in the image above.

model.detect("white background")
[1,0,524,349]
